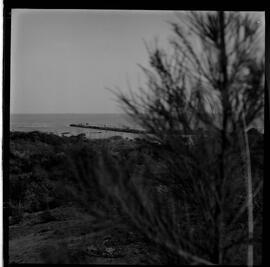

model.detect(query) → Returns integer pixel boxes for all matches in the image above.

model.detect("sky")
[10,10,264,114]
[10,9,177,114]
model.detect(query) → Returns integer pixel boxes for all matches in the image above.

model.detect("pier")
[69,123,196,144]
[69,123,148,134]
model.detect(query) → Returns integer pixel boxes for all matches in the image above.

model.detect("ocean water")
[10,113,264,139]
[10,113,142,139]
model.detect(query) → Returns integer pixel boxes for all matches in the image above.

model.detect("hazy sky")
[10,10,264,114]
[11,9,176,114]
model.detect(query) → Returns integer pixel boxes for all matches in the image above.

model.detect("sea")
[10,113,142,139]
[10,113,264,139]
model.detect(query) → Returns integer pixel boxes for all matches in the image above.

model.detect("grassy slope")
[8,130,263,264]
[9,132,161,264]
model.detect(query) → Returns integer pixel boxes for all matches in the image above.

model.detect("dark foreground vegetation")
[9,131,170,264]
[9,129,263,264]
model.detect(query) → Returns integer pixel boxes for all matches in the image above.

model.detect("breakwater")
[69,123,148,134]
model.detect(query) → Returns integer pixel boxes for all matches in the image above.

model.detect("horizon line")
[10,112,127,115]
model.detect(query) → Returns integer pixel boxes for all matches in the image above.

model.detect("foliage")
[103,11,265,265]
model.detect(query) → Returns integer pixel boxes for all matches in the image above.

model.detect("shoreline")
[10,129,141,140]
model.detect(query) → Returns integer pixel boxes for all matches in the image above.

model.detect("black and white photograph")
[5,8,264,265]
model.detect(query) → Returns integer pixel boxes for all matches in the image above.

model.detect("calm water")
[10,113,142,139]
